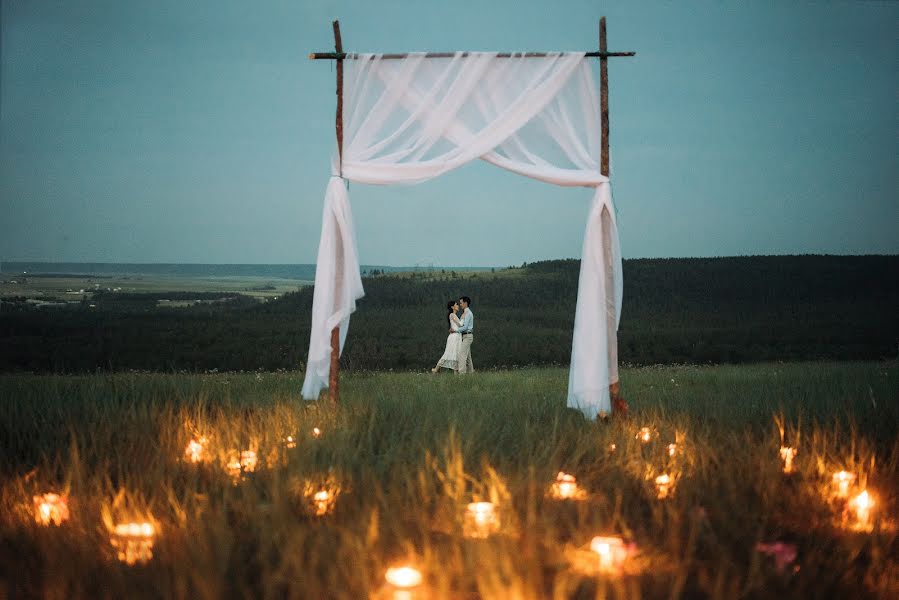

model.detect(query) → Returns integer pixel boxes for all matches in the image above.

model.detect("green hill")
[1,255,896,372]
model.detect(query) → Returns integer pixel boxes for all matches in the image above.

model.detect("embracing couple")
[431,296,474,374]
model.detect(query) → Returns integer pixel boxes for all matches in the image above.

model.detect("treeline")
[1,256,896,373]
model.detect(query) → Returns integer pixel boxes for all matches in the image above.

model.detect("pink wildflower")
[755,541,797,573]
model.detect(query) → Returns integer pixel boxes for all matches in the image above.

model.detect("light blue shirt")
[457,308,474,334]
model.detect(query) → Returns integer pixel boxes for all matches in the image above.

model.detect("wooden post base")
[610,381,629,417]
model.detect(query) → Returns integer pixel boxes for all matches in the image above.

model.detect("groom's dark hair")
[460,296,472,306]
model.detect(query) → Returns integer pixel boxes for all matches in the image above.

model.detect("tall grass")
[0,361,897,599]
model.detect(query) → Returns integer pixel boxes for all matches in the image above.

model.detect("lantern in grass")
[384,565,423,599]
[110,522,156,565]
[240,450,258,472]
[637,427,652,443]
[779,447,796,474]
[550,472,586,500]
[849,490,873,531]
[655,474,672,499]
[300,478,341,516]
[226,456,242,479]
[184,436,208,463]
[313,490,331,515]
[832,471,855,499]
[33,493,69,526]
[464,501,499,538]
[590,536,628,574]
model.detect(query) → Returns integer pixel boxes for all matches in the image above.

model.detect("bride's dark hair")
[446,300,456,328]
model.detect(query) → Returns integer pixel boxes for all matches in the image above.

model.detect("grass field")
[1,362,897,599]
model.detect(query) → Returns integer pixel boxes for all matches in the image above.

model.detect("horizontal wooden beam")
[309,50,635,60]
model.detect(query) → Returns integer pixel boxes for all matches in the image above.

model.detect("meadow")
[1,361,896,599]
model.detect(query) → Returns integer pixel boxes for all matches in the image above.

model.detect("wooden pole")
[599,17,625,415]
[309,50,634,60]
[329,20,343,405]
[599,17,610,178]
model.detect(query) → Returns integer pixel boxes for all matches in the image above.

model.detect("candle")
[464,501,499,538]
[384,565,423,599]
[779,447,797,474]
[300,479,341,516]
[655,474,672,499]
[849,490,873,531]
[590,536,626,574]
[284,435,297,449]
[637,427,652,443]
[551,472,586,500]
[240,450,258,473]
[312,427,322,439]
[667,443,677,457]
[608,443,617,453]
[110,522,156,565]
[832,471,855,499]
[184,436,208,463]
[226,456,242,479]
[385,566,422,588]
[313,490,332,516]
[33,493,69,526]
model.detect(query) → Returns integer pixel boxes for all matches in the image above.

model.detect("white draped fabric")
[301,52,623,418]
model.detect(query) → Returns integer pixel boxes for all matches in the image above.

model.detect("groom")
[455,296,475,373]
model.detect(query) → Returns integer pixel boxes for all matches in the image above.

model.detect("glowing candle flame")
[284,435,297,449]
[312,427,322,439]
[779,447,796,474]
[299,478,341,516]
[590,536,626,573]
[33,493,69,526]
[240,450,258,473]
[313,490,331,516]
[111,521,156,565]
[464,501,498,538]
[385,566,423,589]
[832,471,855,499]
[608,443,617,453]
[551,472,585,500]
[667,443,677,457]
[184,436,208,463]
[849,490,873,530]
[655,474,672,499]
[637,427,652,443]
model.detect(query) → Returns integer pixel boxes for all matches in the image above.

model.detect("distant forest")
[1,256,897,373]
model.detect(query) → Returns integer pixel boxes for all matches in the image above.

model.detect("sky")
[2,1,897,266]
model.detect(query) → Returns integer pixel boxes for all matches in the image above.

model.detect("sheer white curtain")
[301,52,622,419]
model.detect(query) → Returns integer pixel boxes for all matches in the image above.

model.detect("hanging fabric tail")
[566,182,622,419]
[301,177,365,400]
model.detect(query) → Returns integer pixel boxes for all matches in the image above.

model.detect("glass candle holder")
[110,522,156,565]
[463,501,499,538]
[779,447,797,474]
[590,536,628,574]
[33,493,69,526]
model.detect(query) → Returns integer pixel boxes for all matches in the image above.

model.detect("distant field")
[0,362,896,598]
[0,274,310,302]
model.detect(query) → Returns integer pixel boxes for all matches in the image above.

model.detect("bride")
[431,300,462,373]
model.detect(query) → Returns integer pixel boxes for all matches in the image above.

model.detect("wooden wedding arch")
[309,18,634,413]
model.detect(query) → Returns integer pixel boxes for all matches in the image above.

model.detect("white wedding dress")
[434,313,463,371]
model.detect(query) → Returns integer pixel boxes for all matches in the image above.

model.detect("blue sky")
[2,1,896,265]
